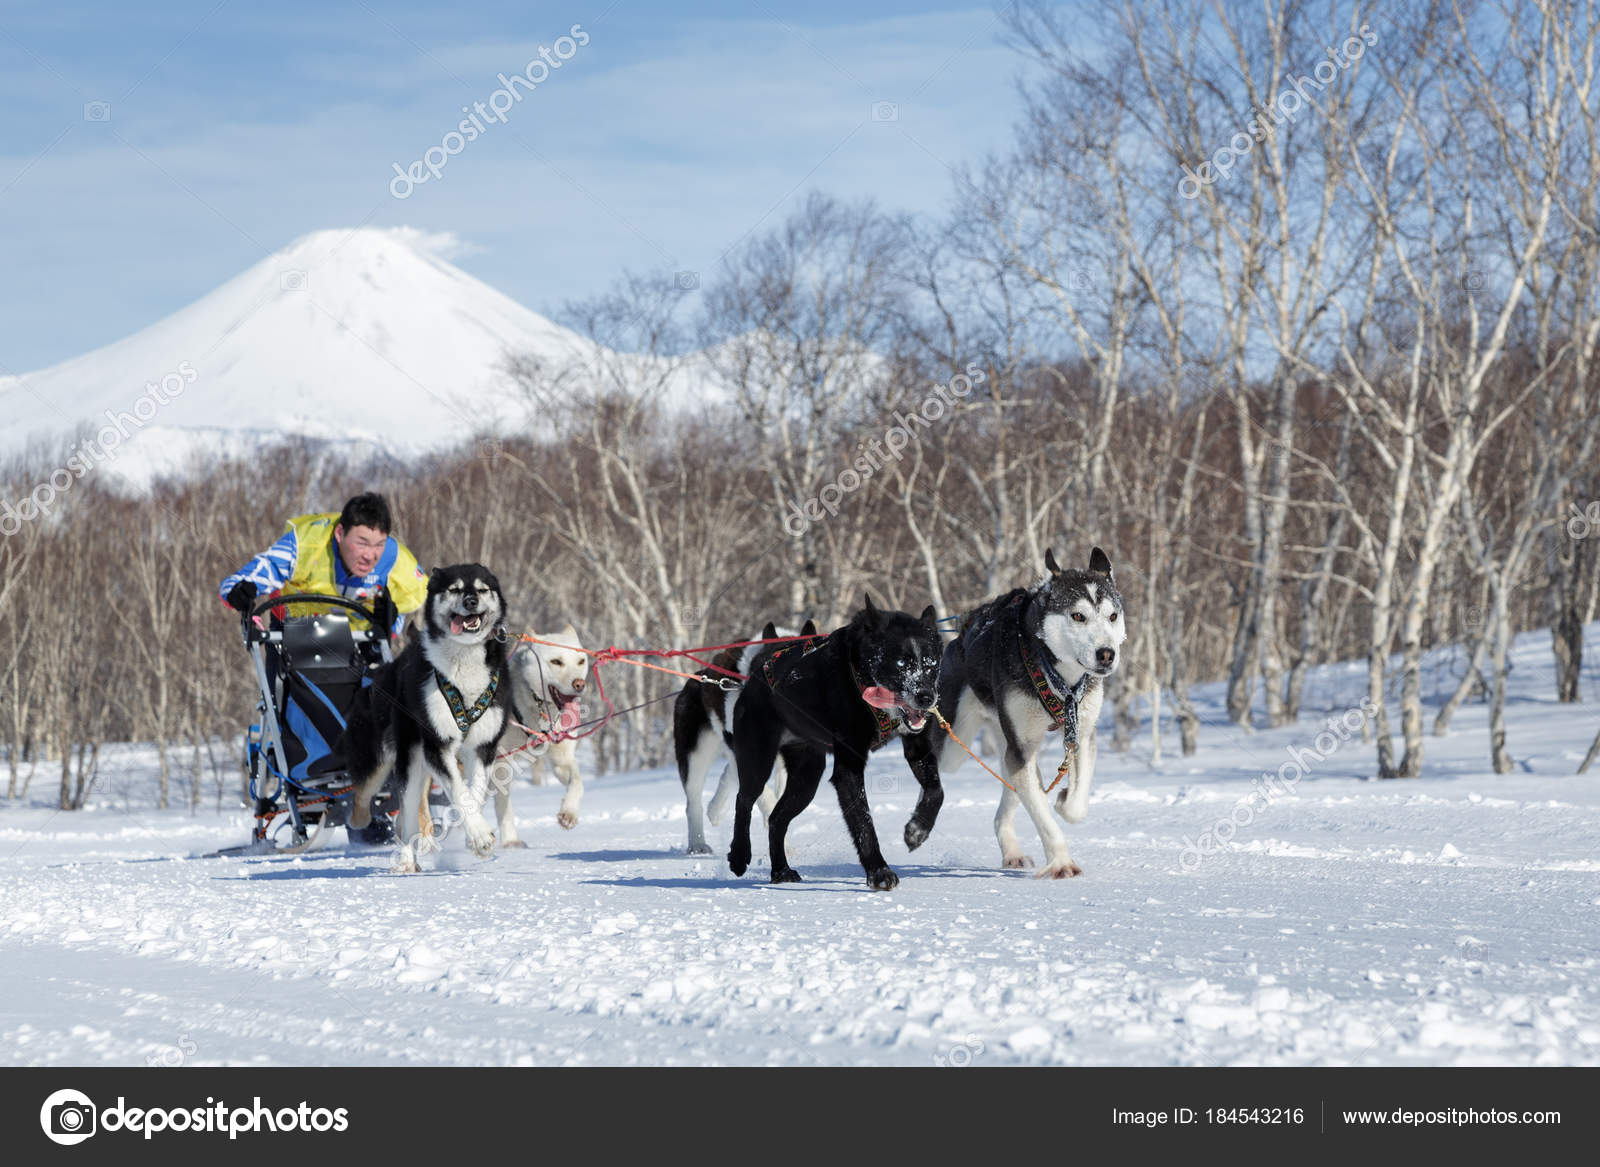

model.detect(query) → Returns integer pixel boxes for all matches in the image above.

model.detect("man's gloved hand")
[225,580,258,614]
[369,588,398,635]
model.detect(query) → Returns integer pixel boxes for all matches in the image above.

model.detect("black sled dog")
[726,598,942,890]
[672,619,817,855]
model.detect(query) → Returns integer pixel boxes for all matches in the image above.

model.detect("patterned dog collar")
[436,668,500,733]
[1014,593,1092,745]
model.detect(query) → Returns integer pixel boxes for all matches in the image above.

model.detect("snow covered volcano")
[0,228,591,483]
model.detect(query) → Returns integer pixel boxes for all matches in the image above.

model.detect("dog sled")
[213,591,441,857]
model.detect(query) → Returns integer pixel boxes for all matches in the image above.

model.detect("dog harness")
[435,669,500,734]
[759,636,826,687]
[1018,594,1095,745]
[964,590,1091,747]
[761,637,898,751]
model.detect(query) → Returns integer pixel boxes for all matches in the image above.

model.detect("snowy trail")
[3,628,1599,1066]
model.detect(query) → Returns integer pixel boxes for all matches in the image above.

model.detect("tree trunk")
[1226,394,1265,728]
[156,735,170,811]
[1486,582,1514,774]
[1225,584,1259,730]
[1547,523,1590,702]
[1110,673,1137,755]
[1148,680,1162,767]
[1433,649,1486,737]
[57,735,71,810]
[1168,596,1199,756]
[1579,725,1600,774]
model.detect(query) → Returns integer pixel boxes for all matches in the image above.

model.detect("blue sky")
[0,0,1031,371]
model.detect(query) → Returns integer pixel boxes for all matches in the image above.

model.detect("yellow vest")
[279,512,428,629]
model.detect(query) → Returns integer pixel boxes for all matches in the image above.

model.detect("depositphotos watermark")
[390,25,590,199]
[1178,696,1377,870]
[782,362,987,537]
[1,361,197,537]
[1567,500,1599,540]
[934,1034,985,1067]
[40,1088,349,1144]
[1178,22,1377,199]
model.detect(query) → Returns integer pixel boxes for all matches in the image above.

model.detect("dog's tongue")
[863,686,929,731]
[558,701,582,731]
[861,686,900,710]
[451,616,465,635]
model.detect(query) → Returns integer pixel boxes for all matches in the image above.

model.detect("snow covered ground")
[3,625,1597,1066]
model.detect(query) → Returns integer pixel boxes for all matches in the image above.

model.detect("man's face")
[335,523,387,577]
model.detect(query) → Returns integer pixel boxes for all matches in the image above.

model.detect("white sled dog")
[496,624,590,840]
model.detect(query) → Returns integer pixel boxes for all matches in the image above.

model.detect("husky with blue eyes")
[903,547,1126,878]
[725,597,943,890]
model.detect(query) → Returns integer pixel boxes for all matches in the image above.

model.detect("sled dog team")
[343,548,1126,885]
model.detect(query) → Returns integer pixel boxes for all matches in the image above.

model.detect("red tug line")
[497,632,819,757]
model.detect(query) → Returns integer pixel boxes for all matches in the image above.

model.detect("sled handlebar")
[241,592,388,645]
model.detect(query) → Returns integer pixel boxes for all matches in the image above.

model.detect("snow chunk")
[1006,1026,1053,1054]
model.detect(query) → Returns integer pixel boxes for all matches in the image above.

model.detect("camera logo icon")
[871,101,899,122]
[40,1088,97,1146]
[280,269,307,292]
[83,102,111,122]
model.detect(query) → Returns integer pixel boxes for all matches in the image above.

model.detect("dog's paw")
[1035,860,1083,880]
[557,810,578,830]
[904,820,930,851]
[727,847,750,877]
[391,849,420,875]
[498,838,528,850]
[770,866,803,884]
[465,821,497,858]
[686,841,714,856]
[1001,854,1035,869]
[866,867,900,891]
[1055,796,1089,825]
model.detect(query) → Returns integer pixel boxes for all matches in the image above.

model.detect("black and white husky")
[904,547,1125,878]
[726,598,943,890]
[346,564,513,873]
[672,620,816,855]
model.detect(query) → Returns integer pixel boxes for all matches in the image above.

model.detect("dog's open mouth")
[551,689,582,731]
[861,685,929,732]
[450,613,485,635]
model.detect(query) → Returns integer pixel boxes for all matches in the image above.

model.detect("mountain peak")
[0,227,581,484]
